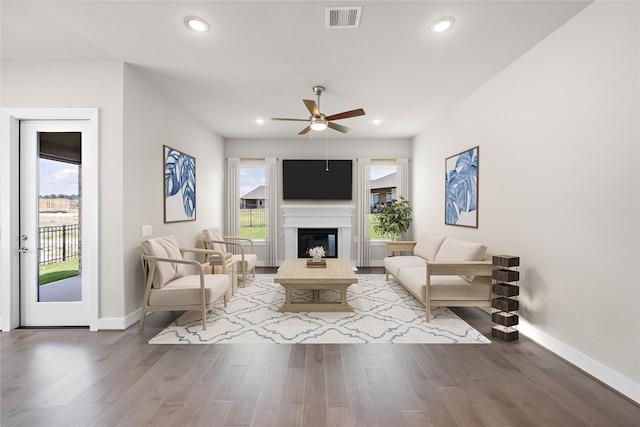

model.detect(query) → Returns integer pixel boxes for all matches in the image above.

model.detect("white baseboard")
[519,318,640,404]
[95,308,142,330]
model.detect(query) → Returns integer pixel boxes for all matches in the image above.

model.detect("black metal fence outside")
[239,208,266,228]
[39,224,79,265]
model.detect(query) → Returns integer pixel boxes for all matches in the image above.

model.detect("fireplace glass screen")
[298,228,338,258]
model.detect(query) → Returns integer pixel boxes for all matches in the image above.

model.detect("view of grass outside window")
[239,208,266,238]
[239,165,266,238]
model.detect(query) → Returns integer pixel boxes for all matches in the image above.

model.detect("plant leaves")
[373,196,412,238]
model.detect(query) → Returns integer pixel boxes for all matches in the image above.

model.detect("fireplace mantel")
[282,205,354,264]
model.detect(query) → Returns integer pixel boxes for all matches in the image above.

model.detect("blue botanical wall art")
[164,145,196,223]
[445,146,478,227]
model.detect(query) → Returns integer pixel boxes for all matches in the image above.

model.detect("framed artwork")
[445,146,478,227]
[164,145,196,223]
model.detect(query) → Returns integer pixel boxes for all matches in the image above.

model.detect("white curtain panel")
[225,157,239,241]
[396,158,412,239]
[357,158,371,267]
[265,157,278,266]
[396,158,410,199]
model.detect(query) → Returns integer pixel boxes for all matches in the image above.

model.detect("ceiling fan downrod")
[313,85,325,108]
[310,86,328,131]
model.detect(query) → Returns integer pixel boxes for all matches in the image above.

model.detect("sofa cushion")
[396,266,427,301]
[202,227,227,253]
[142,235,186,289]
[434,238,487,282]
[413,233,446,261]
[148,274,229,307]
[384,256,426,279]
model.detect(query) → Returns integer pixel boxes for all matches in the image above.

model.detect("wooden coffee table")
[274,258,358,312]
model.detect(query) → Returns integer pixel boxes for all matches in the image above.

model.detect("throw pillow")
[142,235,186,289]
[202,227,227,253]
[413,233,446,261]
[435,238,487,282]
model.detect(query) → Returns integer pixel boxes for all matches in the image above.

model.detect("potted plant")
[373,196,412,240]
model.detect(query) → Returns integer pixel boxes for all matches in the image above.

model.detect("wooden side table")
[204,252,236,298]
[385,240,417,257]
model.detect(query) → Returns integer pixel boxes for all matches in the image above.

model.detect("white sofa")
[384,233,493,322]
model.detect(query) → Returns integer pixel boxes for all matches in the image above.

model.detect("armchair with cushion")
[140,235,231,330]
[202,227,257,287]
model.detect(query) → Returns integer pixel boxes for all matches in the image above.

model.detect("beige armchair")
[139,235,232,330]
[202,227,257,287]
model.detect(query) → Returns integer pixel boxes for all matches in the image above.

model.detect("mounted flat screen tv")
[283,159,352,200]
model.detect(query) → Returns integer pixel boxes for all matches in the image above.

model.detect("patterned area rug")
[149,274,490,344]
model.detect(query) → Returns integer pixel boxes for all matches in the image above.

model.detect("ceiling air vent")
[326,6,362,29]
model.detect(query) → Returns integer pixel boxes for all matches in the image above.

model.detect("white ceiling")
[1,1,591,140]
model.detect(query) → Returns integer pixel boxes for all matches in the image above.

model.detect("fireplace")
[281,205,355,265]
[298,228,338,258]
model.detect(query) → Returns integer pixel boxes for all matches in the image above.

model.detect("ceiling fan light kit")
[310,117,328,131]
[272,85,365,135]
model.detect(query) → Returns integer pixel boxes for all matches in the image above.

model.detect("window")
[239,161,266,239]
[369,161,397,239]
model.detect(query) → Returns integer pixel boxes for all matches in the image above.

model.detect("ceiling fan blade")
[303,99,320,117]
[325,108,365,121]
[271,117,309,122]
[298,125,312,135]
[327,122,351,133]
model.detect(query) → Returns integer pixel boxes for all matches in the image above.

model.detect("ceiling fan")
[271,86,365,135]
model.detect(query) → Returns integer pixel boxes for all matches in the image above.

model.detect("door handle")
[18,247,29,253]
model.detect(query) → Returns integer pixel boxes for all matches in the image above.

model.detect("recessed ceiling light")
[372,119,382,125]
[255,118,265,125]
[431,16,455,33]
[185,15,209,32]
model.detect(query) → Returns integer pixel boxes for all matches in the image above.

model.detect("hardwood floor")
[2,268,639,426]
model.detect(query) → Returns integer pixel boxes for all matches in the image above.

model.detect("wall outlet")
[141,225,152,237]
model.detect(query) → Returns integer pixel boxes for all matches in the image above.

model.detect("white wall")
[0,61,225,326]
[225,138,411,160]
[225,138,411,264]
[412,2,639,399]
[122,64,225,316]
[1,61,125,321]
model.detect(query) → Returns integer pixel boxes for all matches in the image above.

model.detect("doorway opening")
[2,108,98,331]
